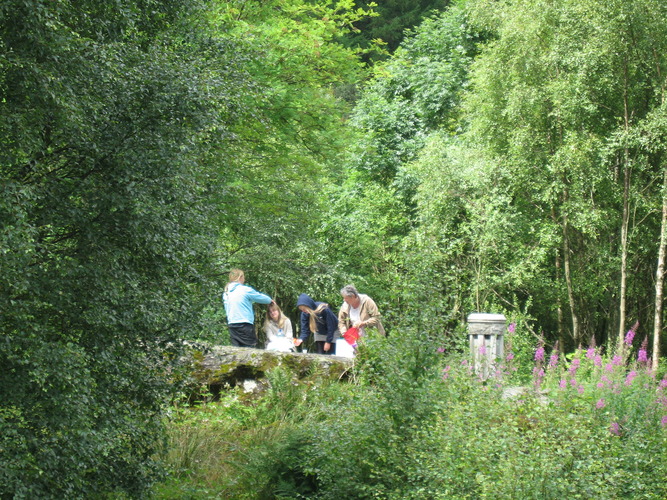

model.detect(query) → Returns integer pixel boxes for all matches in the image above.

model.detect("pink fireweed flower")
[577,385,585,394]
[568,358,580,374]
[624,370,637,387]
[637,349,648,364]
[586,347,595,360]
[638,336,648,364]
[604,363,615,373]
[548,352,559,369]
[479,344,487,356]
[594,355,602,367]
[624,321,639,346]
[533,366,545,388]
[597,382,605,389]
[559,379,567,389]
[596,398,606,409]
[442,365,451,380]
[508,323,516,333]
[570,379,578,387]
[534,345,545,362]
[624,329,635,346]
[661,416,667,427]
[506,351,515,362]
[612,355,623,366]
[437,347,445,353]
[610,422,621,436]
[660,378,667,389]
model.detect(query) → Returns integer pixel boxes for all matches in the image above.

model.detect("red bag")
[343,327,360,345]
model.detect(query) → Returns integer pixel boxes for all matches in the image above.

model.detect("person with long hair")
[294,293,339,355]
[263,302,294,352]
[222,269,273,348]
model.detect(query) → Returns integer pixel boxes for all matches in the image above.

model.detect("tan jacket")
[338,294,385,336]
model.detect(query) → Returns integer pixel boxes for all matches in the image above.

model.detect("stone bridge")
[183,344,354,399]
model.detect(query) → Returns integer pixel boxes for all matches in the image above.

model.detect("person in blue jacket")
[294,293,339,355]
[222,269,273,348]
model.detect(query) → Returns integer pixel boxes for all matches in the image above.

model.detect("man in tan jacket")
[338,284,386,337]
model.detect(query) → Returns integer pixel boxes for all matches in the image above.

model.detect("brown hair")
[265,303,287,330]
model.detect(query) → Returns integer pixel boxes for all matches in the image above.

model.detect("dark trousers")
[315,340,336,355]
[228,323,258,348]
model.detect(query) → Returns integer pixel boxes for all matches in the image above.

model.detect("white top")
[350,305,363,335]
[264,317,294,342]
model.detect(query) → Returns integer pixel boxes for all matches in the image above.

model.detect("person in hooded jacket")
[294,293,339,355]
[222,269,273,348]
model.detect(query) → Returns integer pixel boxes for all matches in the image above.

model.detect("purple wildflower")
[594,355,602,367]
[660,378,667,389]
[533,366,545,388]
[624,330,635,346]
[624,370,637,387]
[568,358,580,374]
[662,416,667,427]
[437,347,445,353]
[534,345,545,362]
[442,365,451,380]
[508,323,516,333]
[624,321,639,346]
[610,422,621,436]
[637,337,648,364]
[479,344,487,356]
[612,355,623,366]
[596,398,606,409]
[506,351,515,362]
[559,379,567,389]
[548,353,559,368]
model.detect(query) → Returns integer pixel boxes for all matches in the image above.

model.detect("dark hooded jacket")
[297,293,339,343]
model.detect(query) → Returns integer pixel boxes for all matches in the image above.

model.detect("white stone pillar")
[467,313,506,378]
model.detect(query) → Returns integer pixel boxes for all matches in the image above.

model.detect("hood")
[227,282,242,293]
[296,293,316,309]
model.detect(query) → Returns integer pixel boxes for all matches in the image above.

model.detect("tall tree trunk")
[618,160,630,346]
[552,208,565,347]
[618,59,631,347]
[562,206,580,345]
[652,167,667,371]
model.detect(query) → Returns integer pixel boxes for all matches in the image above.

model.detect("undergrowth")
[154,328,667,499]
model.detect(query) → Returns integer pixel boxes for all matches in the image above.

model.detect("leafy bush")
[156,329,667,499]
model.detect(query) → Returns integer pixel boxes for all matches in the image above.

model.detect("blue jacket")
[223,282,272,324]
[297,293,338,343]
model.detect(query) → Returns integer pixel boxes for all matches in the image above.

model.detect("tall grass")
[156,330,667,499]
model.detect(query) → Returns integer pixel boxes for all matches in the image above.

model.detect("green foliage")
[206,0,376,317]
[350,2,480,183]
[161,332,667,499]
[0,0,255,496]
[344,0,452,59]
